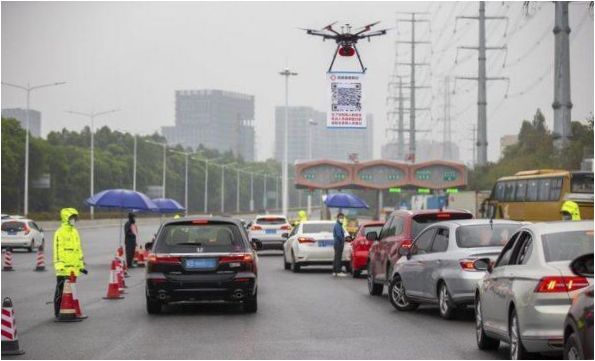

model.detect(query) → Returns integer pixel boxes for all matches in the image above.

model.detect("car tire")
[475,296,500,350]
[509,308,531,360]
[564,331,584,360]
[367,262,383,296]
[291,252,300,273]
[146,296,161,315]
[438,282,457,320]
[244,291,258,313]
[283,250,290,270]
[388,275,419,311]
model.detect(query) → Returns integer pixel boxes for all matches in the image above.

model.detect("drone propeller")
[322,21,338,31]
[354,21,381,35]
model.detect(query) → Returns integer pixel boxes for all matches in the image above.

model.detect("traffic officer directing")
[53,208,87,318]
[560,200,581,221]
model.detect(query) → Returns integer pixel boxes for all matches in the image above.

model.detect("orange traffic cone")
[55,277,82,322]
[3,248,14,271]
[34,244,46,272]
[69,273,87,320]
[136,245,146,267]
[115,259,127,293]
[103,260,124,300]
[1,297,25,355]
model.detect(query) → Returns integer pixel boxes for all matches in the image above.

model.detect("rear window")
[541,230,594,263]
[154,222,247,253]
[303,223,334,234]
[1,222,25,232]
[456,224,521,248]
[411,213,472,238]
[363,225,382,237]
[255,217,287,225]
[571,173,594,194]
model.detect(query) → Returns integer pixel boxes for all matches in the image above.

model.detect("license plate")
[318,240,334,247]
[7,231,16,236]
[184,258,217,270]
[265,229,276,234]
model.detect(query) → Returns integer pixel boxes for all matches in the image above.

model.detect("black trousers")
[125,237,136,267]
[54,276,67,317]
[333,242,345,273]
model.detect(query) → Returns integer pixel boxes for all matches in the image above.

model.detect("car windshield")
[255,217,287,225]
[303,223,334,234]
[1,221,25,232]
[541,230,594,263]
[154,222,247,253]
[571,173,594,193]
[456,224,522,248]
[363,225,382,237]
[411,213,472,238]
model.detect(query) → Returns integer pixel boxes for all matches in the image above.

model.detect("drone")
[301,22,388,73]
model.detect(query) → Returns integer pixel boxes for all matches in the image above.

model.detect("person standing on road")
[332,212,347,277]
[124,212,140,267]
[560,200,581,221]
[53,208,87,318]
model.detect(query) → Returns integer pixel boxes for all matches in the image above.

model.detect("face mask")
[69,218,76,226]
[338,218,344,223]
[562,213,572,221]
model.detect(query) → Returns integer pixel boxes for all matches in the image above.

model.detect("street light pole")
[132,135,137,191]
[145,139,167,198]
[307,119,318,216]
[263,174,268,210]
[221,165,225,213]
[2,81,66,216]
[65,108,119,219]
[279,68,298,216]
[250,172,254,212]
[170,149,191,216]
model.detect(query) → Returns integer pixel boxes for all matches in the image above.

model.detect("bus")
[481,169,594,221]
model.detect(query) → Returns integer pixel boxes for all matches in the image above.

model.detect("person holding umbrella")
[124,212,140,267]
[332,212,347,277]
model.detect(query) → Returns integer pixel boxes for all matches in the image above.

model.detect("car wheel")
[388,275,419,311]
[475,296,500,350]
[146,296,161,315]
[438,282,457,320]
[367,262,383,296]
[291,251,300,273]
[564,331,584,360]
[244,291,258,313]
[509,309,531,360]
[283,249,290,270]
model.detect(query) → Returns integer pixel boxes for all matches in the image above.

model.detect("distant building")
[274,106,373,164]
[500,134,518,157]
[2,108,42,137]
[381,141,400,160]
[162,89,255,161]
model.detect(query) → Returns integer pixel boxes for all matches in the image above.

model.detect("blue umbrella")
[152,198,185,213]
[324,193,369,209]
[86,189,158,211]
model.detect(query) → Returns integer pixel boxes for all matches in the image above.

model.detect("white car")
[1,218,45,252]
[282,220,351,273]
[248,215,292,250]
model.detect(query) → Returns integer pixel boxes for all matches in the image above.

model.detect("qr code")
[331,82,362,112]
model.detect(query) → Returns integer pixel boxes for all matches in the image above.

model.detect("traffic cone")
[3,248,13,272]
[114,259,127,293]
[33,244,46,272]
[54,277,81,322]
[136,245,145,267]
[103,260,124,300]
[1,297,25,356]
[69,272,87,320]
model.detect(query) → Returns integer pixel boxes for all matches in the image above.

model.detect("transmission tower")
[455,1,508,166]
[552,1,572,150]
[442,76,453,160]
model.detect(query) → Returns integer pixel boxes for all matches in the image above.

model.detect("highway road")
[1,220,511,359]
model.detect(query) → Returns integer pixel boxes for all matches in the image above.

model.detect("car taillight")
[298,237,315,244]
[23,224,31,235]
[459,258,479,272]
[147,254,181,265]
[251,225,263,231]
[436,213,452,219]
[280,224,292,230]
[400,239,413,249]
[535,276,589,293]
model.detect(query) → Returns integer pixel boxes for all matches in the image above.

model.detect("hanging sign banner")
[327,72,366,128]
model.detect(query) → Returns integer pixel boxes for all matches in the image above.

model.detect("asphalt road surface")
[2,221,511,359]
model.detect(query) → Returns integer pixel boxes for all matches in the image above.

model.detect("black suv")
[145,217,260,314]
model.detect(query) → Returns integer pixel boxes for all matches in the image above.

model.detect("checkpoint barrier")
[1,297,25,356]
[3,248,14,272]
[34,244,46,272]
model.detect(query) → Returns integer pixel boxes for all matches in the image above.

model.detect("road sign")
[389,188,402,193]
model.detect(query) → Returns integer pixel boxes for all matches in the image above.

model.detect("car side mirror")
[473,258,491,272]
[281,233,289,239]
[570,253,594,278]
[251,240,262,251]
[398,247,409,257]
[366,232,378,242]
[145,241,153,251]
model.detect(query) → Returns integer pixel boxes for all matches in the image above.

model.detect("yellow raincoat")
[53,208,85,277]
[560,200,581,221]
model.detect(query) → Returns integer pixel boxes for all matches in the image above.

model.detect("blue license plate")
[265,229,276,234]
[184,258,217,270]
[318,240,334,247]
[7,231,16,235]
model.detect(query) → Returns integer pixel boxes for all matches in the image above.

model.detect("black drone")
[301,22,388,73]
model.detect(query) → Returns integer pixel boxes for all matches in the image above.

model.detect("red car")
[366,209,473,295]
[349,221,385,278]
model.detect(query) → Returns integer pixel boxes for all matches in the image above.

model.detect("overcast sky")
[2,1,593,164]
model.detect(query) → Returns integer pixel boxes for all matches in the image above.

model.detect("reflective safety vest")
[560,200,581,221]
[53,208,85,277]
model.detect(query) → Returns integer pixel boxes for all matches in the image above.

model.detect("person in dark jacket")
[124,213,139,267]
[332,212,347,277]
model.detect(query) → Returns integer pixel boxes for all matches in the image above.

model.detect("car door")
[424,226,450,299]
[401,227,436,298]
[374,216,395,281]
[284,224,300,260]
[481,231,521,335]
[29,221,43,246]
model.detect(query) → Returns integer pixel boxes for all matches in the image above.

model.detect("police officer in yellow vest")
[560,200,581,221]
[53,208,87,318]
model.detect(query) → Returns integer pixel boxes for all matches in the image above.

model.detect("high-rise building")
[2,108,42,137]
[275,106,374,164]
[162,89,255,161]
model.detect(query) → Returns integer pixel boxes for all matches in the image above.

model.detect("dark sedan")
[564,253,593,360]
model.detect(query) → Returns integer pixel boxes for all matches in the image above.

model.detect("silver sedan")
[474,221,594,360]
[389,219,523,319]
